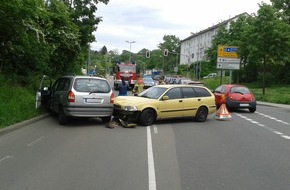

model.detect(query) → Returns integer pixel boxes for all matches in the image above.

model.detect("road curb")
[0,114,49,136]
[257,101,290,109]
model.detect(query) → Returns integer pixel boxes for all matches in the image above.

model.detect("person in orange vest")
[132,75,144,96]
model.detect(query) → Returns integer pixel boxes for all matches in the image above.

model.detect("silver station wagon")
[36,75,114,125]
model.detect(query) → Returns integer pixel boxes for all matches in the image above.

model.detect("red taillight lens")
[68,91,75,102]
[110,92,115,104]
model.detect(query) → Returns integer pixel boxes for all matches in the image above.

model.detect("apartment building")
[179,12,248,65]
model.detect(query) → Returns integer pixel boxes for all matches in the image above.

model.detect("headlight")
[122,106,138,111]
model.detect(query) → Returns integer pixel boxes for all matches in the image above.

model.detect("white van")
[203,73,217,79]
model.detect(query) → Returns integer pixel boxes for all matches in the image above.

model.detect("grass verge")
[202,77,290,104]
[0,85,44,129]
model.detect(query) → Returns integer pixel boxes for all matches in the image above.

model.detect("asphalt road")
[0,101,290,190]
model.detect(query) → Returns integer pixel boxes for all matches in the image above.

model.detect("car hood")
[114,96,156,106]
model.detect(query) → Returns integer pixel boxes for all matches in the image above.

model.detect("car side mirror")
[162,95,169,100]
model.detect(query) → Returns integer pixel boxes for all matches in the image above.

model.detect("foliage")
[0,0,109,86]
[0,77,44,128]
[204,1,290,92]
[158,35,181,73]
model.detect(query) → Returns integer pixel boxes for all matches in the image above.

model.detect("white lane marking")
[273,131,283,135]
[281,135,290,140]
[256,112,290,125]
[153,125,158,134]
[27,136,45,147]
[147,126,157,190]
[0,156,13,163]
[235,113,290,140]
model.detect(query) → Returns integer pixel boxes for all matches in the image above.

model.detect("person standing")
[118,76,129,96]
[158,77,166,85]
[132,75,144,96]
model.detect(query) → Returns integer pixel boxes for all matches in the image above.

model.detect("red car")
[213,84,256,112]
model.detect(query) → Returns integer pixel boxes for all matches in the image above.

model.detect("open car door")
[35,75,52,109]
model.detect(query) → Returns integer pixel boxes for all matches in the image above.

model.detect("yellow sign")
[218,46,239,58]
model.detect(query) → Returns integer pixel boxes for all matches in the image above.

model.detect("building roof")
[181,12,249,42]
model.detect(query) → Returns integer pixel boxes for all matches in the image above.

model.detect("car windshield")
[138,86,167,99]
[230,86,250,94]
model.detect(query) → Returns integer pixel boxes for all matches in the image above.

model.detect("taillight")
[68,91,75,102]
[110,92,115,104]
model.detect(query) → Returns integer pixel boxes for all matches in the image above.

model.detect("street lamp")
[126,40,136,62]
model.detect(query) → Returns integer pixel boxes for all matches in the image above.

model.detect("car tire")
[139,109,156,126]
[101,116,111,123]
[58,107,68,125]
[194,106,208,122]
[249,107,256,113]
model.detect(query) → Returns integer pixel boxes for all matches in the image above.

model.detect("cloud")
[91,0,271,53]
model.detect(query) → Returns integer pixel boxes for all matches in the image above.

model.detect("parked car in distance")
[184,80,204,86]
[36,75,114,125]
[212,84,256,112]
[143,77,156,89]
[176,77,191,84]
[203,73,217,79]
[113,85,217,126]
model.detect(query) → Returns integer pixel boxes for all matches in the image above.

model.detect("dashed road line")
[235,113,290,140]
[153,125,158,134]
[256,112,289,125]
[0,155,13,163]
[27,136,45,147]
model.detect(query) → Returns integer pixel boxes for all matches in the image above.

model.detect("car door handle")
[197,99,201,101]
[179,100,183,102]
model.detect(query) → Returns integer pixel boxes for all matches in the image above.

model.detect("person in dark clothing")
[118,76,129,96]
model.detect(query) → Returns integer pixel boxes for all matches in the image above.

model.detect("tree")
[271,0,290,24]
[205,26,230,80]
[158,35,181,73]
[252,3,289,93]
[271,0,290,83]
[0,0,51,85]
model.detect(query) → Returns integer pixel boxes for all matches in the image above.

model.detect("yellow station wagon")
[113,85,216,126]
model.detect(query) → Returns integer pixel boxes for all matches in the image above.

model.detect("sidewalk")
[257,101,290,109]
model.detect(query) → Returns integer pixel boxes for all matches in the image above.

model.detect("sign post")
[217,46,240,70]
[217,45,240,84]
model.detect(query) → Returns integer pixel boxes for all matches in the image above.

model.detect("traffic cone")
[215,104,232,120]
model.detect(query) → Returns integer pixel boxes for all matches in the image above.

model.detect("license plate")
[86,98,102,103]
[240,103,249,107]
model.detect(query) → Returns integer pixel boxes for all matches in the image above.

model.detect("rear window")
[230,86,250,94]
[74,78,110,93]
[194,87,212,97]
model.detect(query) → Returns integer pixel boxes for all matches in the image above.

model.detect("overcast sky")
[92,0,271,53]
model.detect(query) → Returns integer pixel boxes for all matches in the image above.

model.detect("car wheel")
[139,109,156,126]
[249,107,256,113]
[58,107,68,125]
[195,106,208,122]
[101,116,111,123]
